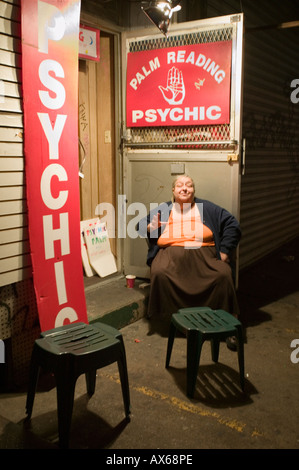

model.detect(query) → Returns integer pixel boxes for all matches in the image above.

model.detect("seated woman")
[138,175,241,350]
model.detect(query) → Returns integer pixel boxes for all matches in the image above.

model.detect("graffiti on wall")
[0,279,39,341]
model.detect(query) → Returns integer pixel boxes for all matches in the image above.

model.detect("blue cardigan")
[137,197,241,267]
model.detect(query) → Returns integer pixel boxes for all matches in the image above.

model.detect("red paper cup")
[126,275,136,288]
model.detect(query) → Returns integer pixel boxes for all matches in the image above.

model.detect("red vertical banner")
[21,0,88,331]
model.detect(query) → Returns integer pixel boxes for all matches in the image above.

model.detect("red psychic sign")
[126,41,232,127]
[21,0,88,331]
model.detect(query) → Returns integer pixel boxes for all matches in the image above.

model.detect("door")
[121,14,244,279]
[78,31,117,258]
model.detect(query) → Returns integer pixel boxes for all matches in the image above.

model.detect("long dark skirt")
[147,246,239,319]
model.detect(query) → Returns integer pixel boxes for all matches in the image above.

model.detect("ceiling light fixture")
[141,1,182,37]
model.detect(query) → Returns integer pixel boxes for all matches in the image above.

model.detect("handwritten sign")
[80,218,98,277]
[84,221,117,277]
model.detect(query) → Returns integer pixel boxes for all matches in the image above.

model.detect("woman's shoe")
[226,336,237,351]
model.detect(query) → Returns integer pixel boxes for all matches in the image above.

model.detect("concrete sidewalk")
[0,238,298,449]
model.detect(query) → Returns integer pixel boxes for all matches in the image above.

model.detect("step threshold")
[84,274,150,330]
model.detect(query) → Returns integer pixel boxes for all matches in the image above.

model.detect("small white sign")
[84,221,117,278]
[80,218,98,277]
[79,25,100,61]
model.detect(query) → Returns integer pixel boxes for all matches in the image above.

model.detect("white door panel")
[124,152,239,278]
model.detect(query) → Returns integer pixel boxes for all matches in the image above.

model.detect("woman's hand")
[147,213,166,233]
[220,252,230,263]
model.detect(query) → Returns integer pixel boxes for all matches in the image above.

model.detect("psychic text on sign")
[21,0,88,331]
[126,41,232,127]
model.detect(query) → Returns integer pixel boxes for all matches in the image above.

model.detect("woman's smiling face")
[172,176,195,205]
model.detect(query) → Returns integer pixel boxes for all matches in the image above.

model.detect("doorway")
[78,31,117,259]
[122,15,243,279]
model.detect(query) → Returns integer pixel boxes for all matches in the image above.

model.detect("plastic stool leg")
[117,359,131,418]
[211,338,220,362]
[186,330,203,398]
[165,321,176,368]
[85,370,97,396]
[117,337,130,418]
[55,372,77,449]
[25,343,40,418]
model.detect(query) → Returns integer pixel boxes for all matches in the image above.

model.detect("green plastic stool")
[25,322,130,448]
[165,307,245,398]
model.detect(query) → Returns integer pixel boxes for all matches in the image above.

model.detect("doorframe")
[121,14,244,281]
[79,12,124,273]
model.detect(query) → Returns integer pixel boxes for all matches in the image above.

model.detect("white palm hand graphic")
[159,67,185,105]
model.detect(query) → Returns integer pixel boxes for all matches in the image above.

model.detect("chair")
[25,321,130,448]
[165,307,245,398]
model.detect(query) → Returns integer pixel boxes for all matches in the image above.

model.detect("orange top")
[157,204,215,248]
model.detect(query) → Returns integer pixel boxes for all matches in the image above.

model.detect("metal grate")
[128,28,233,52]
[126,26,234,150]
